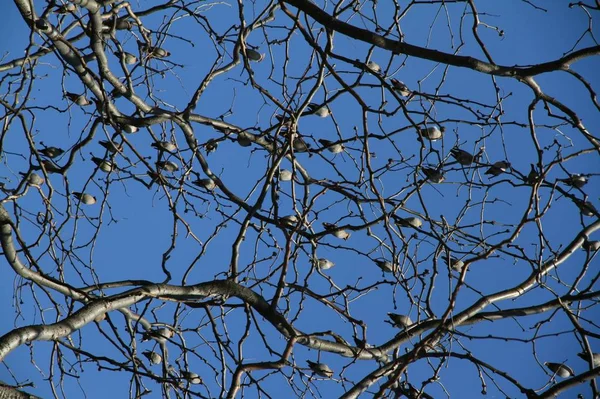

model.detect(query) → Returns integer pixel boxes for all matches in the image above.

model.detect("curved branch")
[282,0,600,77]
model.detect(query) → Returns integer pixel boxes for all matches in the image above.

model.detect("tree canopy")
[1,0,599,398]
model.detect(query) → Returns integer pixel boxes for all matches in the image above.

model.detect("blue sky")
[0,0,599,398]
